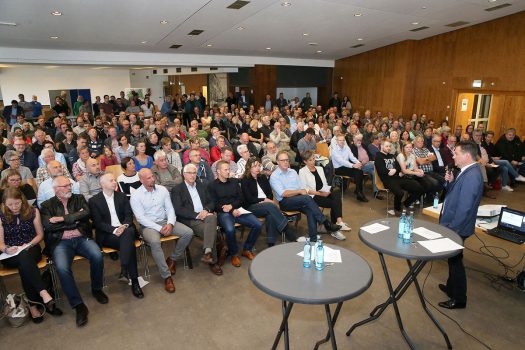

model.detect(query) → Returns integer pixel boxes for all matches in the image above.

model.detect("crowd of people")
[1,89,525,327]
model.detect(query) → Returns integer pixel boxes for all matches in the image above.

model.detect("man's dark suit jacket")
[22,149,39,174]
[89,191,135,245]
[171,181,214,222]
[439,163,483,238]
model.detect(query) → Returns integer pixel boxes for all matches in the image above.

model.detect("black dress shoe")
[75,303,89,327]
[374,192,385,200]
[109,252,119,261]
[438,299,466,309]
[131,282,144,299]
[45,300,63,316]
[323,220,342,233]
[92,289,109,304]
[438,284,451,297]
[31,314,44,324]
[357,193,369,202]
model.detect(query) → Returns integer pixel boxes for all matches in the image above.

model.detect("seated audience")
[133,140,154,171]
[0,169,37,204]
[151,150,183,191]
[297,128,317,161]
[37,141,67,168]
[160,137,182,171]
[79,158,102,201]
[35,148,72,186]
[99,146,118,172]
[397,142,441,195]
[114,134,135,163]
[187,149,213,184]
[2,150,34,181]
[210,135,228,163]
[87,128,103,158]
[12,138,39,174]
[484,131,525,186]
[413,135,445,187]
[117,157,142,196]
[331,135,368,202]
[72,146,91,180]
[351,134,381,199]
[261,141,279,173]
[38,161,80,207]
[183,137,211,165]
[211,146,238,179]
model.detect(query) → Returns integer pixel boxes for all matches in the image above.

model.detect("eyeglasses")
[184,171,197,175]
[9,158,20,162]
[277,159,290,162]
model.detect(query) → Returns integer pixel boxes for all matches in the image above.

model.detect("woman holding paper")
[299,150,350,238]
[0,188,62,323]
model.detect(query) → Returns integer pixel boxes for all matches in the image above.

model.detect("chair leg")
[184,247,193,270]
[47,260,61,303]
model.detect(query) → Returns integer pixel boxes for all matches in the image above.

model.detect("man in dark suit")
[13,138,39,174]
[2,100,24,125]
[171,163,223,276]
[89,173,144,298]
[438,141,483,309]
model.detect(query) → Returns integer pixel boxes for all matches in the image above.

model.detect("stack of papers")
[297,246,342,263]
[412,227,442,240]
[361,223,390,234]
[418,238,464,253]
[0,244,30,260]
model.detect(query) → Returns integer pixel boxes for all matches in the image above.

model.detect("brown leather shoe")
[218,246,228,266]
[201,253,213,264]
[210,264,223,276]
[483,189,497,199]
[166,257,177,276]
[231,255,241,267]
[241,250,256,260]
[164,277,175,293]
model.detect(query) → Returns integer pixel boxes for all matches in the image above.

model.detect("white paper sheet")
[418,238,464,253]
[297,246,342,263]
[0,244,30,260]
[320,185,332,193]
[128,276,149,288]
[237,207,252,215]
[361,223,390,234]
[412,227,442,240]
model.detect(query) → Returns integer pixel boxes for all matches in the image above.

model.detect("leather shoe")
[201,252,213,264]
[218,246,228,266]
[164,277,176,293]
[323,220,342,233]
[210,264,223,276]
[374,192,384,200]
[131,282,144,299]
[109,252,119,261]
[241,250,256,260]
[45,300,63,316]
[356,192,369,202]
[438,299,466,309]
[75,303,89,327]
[438,284,451,297]
[166,257,177,276]
[92,289,109,304]
[231,255,241,267]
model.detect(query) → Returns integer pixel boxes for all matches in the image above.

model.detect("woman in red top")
[99,146,118,171]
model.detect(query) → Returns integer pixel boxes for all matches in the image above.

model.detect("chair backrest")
[316,143,330,158]
[105,164,123,179]
[374,166,387,191]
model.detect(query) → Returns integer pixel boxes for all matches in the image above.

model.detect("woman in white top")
[396,142,438,195]
[114,134,135,163]
[389,130,402,156]
[140,97,155,118]
[298,150,349,239]
[117,157,142,196]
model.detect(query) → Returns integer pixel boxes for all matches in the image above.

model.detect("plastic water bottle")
[303,238,311,268]
[398,210,407,238]
[433,192,439,209]
[312,235,321,257]
[403,210,414,244]
[315,239,324,271]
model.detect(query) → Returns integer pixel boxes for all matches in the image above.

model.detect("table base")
[272,301,344,350]
[346,253,452,349]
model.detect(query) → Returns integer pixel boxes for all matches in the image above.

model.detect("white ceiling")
[0,0,524,61]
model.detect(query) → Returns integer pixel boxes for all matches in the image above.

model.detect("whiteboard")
[276,87,317,107]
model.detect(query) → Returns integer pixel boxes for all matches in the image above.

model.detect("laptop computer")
[487,207,525,244]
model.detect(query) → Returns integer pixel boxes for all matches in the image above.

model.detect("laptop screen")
[498,208,525,234]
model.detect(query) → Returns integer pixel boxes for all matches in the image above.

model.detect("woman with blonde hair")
[0,169,36,203]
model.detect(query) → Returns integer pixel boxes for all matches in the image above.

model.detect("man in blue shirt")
[270,151,341,241]
[331,135,368,202]
[30,95,43,119]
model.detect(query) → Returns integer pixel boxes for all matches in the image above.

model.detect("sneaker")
[330,231,347,241]
[387,209,396,216]
[338,222,352,231]
[502,185,514,192]
[296,236,307,243]
[515,175,525,182]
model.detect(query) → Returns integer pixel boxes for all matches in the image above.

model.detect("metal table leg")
[272,300,294,350]
[314,302,343,350]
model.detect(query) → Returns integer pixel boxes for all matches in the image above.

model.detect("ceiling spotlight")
[308,42,318,46]
[421,6,427,9]
[412,22,419,25]
[488,0,497,2]
[357,38,363,41]
[237,26,244,30]
[49,36,59,39]
[0,21,17,26]
[316,50,323,53]
[160,20,168,24]
[141,41,148,44]
[281,2,292,6]
[354,13,362,17]
[266,47,272,50]
[51,11,62,16]
[303,33,309,36]
[206,44,213,47]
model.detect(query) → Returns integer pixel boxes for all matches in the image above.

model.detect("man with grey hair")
[130,168,193,293]
[171,163,222,275]
[236,144,251,177]
[35,147,72,185]
[2,150,33,181]
[79,158,103,201]
[38,160,80,207]
[151,150,183,191]
[211,146,238,179]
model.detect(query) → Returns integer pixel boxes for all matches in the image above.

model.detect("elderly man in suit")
[171,163,223,276]
[89,173,144,299]
[438,141,483,309]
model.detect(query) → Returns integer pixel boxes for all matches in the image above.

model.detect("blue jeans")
[53,237,104,308]
[217,212,262,255]
[248,202,289,244]
[493,159,518,186]
[362,162,377,193]
[279,195,326,241]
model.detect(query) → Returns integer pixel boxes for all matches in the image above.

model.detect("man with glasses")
[13,138,39,173]
[187,149,213,184]
[2,150,33,180]
[41,175,107,327]
[37,160,80,207]
[171,163,223,275]
[270,151,341,242]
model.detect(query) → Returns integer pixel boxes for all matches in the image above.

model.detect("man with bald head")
[37,160,80,207]
[79,157,102,201]
[89,174,144,298]
[41,176,107,327]
[130,168,193,293]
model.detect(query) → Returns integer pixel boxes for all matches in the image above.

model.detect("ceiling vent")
[350,44,364,48]
[227,1,250,10]
[188,29,204,36]
[170,44,182,49]
[445,21,470,27]
[210,67,218,71]
[163,69,168,74]
[152,70,158,75]
[410,26,429,32]
[191,67,198,72]
[485,3,511,11]
[176,68,182,73]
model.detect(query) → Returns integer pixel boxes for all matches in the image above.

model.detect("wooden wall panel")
[251,65,277,108]
[334,11,525,132]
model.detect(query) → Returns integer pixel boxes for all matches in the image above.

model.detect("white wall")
[0,65,131,104]
[129,70,166,107]
[276,87,317,106]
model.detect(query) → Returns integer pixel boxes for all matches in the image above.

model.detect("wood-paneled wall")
[333,11,525,137]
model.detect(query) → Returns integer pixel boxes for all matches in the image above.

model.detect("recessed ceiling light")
[303,33,309,36]
[206,44,213,47]
[160,20,168,24]
[266,47,271,50]
[51,11,62,16]
[45,66,59,69]
[421,6,427,9]
[357,38,363,41]
[316,50,323,53]
[412,22,419,25]
[92,67,111,70]
[308,42,318,46]
[281,2,291,6]
[0,21,17,27]
[141,41,148,44]
[237,26,244,30]
[354,13,362,17]
[49,36,59,39]
[488,0,497,2]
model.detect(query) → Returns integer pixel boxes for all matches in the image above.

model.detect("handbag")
[3,293,30,327]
